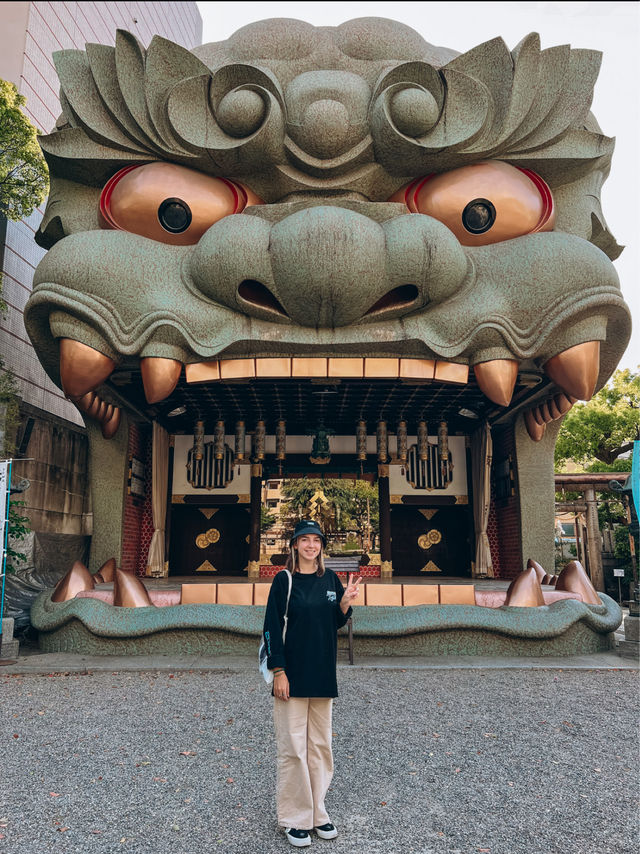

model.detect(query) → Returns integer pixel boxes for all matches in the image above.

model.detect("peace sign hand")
[340,573,362,613]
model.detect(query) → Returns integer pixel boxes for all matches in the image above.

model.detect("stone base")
[350,626,616,657]
[1,617,19,659]
[618,615,640,658]
[32,591,623,658]
[617,640,640,659]
[39,621,259,656]
[38,616,616,658]
[1,640,19,658]
[0,617,20,658]
[623,614,639,642]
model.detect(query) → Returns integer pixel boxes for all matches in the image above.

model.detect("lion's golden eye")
[389,161,554,246]
[100,162,263,246]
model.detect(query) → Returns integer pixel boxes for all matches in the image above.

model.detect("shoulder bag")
[258,569,292,685]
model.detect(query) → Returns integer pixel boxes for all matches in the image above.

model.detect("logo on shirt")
[326,590,336,602]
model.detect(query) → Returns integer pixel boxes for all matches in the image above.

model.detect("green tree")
[279,477,379,549]
[260,504,277,532]
[0,357,20,457]
[0,80,44,571]
[6,499,29,569]
[0,79,48,221]
[555,368,640,470]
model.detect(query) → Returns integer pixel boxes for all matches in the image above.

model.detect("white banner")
[0,461,8,576]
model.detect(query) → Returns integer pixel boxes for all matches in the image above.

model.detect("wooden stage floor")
[135,575,513,591]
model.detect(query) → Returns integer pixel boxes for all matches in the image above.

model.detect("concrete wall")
[0,1,203,424]
[515,415,563,576]
[0,1,202,545]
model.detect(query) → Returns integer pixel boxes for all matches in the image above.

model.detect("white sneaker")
[315,822,338,839]
[285,827,311,847]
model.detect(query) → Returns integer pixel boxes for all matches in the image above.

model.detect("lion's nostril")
[365,285,420,317]
[237,280,288,317]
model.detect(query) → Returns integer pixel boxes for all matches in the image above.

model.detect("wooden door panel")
[169,505,250,576]
[390,507,472,576]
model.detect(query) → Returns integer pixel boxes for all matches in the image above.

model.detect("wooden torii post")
[555,472,631,592]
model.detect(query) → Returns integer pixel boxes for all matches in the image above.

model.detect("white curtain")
[471,420,494,578]
[146,422,169,577]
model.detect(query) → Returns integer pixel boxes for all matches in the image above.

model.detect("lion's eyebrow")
[38,25,619,257]
[43,29,610,182]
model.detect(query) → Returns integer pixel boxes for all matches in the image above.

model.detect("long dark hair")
[285,538,326,577]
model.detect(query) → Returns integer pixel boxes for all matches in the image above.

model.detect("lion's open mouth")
[47,333,605,445]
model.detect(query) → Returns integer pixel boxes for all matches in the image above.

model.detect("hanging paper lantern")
[356,420,367,461]
[235,421,246,461]
[214,420,225,460]
[396,420,408,462]
[276,420,286,461]
[253,420,266,461]
[438,420,449,461]
[376,420,388,463]
[194,419,205,461]
[417,421,428,461]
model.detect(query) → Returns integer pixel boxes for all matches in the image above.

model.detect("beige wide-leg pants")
[273,697,334,829]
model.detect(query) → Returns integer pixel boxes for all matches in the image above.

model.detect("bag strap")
[282,569,292,642]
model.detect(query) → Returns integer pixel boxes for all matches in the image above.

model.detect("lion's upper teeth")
[140,357,183,404]
[554,393,576,414]
[101,407,121,439]
[543,341,600,401]
[59,338,115,400]
[473,359,519,407]
[524,409,546,442]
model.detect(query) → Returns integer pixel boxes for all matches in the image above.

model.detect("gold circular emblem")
[195,534,209,549]
[418,529,442,550]
[206,528,220,544]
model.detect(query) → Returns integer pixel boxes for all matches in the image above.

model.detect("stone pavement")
[1,661,637,854]
[0,649,638,674]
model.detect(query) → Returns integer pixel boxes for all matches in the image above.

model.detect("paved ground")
[1,656,638,854]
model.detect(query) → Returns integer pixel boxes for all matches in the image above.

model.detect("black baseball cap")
[289,519,326,547]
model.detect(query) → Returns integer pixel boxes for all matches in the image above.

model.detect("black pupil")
[158,198,192,233]
[462,198,496,234]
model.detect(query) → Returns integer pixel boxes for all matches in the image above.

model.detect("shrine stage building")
[30,358,623,657]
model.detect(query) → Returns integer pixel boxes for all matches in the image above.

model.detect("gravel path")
[1,667,637,854]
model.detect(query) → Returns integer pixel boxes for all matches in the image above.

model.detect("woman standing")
[262,519,362,847]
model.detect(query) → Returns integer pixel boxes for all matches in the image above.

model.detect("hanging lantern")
[417,421,428,461]
[356,420,367,461]
[234,421,246,461]
[376,420,388,463]
[276,420,286,461]
[214,420,225,460]
[396,420,408,463]
[194,419,205,461]
[438,420,449,461]
[252,420,266,461]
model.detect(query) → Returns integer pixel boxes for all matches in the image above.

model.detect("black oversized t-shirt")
[262,569,352,698]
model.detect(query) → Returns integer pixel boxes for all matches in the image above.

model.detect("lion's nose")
[189,206,468,328]
[269,206,389,327]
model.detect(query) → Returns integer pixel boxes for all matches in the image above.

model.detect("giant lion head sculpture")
[25,17,631,441]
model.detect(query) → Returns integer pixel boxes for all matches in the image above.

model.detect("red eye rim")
[99,165,141,229]
[399,165,554,232]
[99,166,249,232]
[516,167,554,232]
